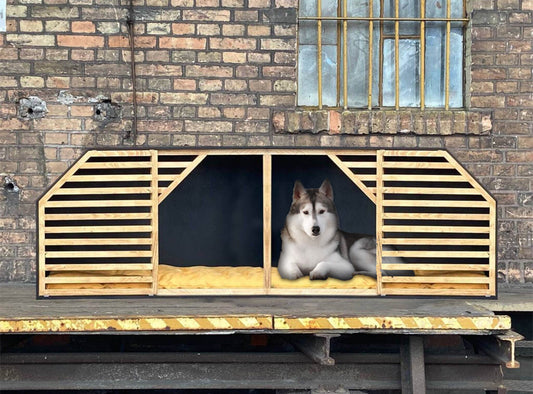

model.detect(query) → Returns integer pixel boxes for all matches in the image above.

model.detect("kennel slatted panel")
[38,150,159,296]
[38,148,497,297]
[375,150,496,297]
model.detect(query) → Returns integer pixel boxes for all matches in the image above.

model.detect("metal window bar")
[299,0,468,109]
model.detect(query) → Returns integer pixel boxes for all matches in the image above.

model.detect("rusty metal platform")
[0,283,512,335]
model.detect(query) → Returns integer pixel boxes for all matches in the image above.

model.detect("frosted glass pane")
[344,23,380,107]
[298,45,319,106]
[426,0,464,18]
[383,0,420,35]
[425,24,463,107]
[322,45,338,106]
[299,0,316,17]
[383,39,420,107]
[299,20,317,45]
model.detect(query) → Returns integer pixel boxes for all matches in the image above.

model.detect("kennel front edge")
[38,149,496,297]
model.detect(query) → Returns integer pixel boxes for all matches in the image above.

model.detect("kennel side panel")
[378,150,494,297]
[40,150,157,297]
[328,152,378,204]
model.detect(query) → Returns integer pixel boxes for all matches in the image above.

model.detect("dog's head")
[287,180,339,238]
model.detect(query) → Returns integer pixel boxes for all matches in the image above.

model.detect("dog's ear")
[319,179,334,200]
[292,181,306,201]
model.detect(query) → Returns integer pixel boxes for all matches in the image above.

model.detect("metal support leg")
[467,330,524,369]
[286,334,339,365]
[400,336,426,394]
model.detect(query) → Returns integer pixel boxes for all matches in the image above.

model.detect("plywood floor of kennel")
[38,149,496,297]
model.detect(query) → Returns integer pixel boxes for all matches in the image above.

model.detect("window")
[297,0,468,109]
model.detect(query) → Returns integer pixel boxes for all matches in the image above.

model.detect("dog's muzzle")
[312,226,320,236]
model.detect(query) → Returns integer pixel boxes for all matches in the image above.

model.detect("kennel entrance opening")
[38,149,496,297]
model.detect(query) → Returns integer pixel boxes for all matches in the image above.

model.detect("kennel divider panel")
[39,150,158,297]
[376,150,496,297]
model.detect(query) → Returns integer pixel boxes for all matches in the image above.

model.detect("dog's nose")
[312,226,320,236]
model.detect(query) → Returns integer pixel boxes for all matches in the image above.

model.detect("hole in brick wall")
[3,176,20,194]
[18,97,47,120]
[94,100,122,125]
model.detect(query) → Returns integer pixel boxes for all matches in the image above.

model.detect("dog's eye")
[318,209,325,214]
[302,210,309,215]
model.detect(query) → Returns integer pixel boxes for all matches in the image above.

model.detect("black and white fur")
[277,180,406,280]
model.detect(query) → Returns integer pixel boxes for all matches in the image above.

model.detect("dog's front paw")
[309,266,328,280]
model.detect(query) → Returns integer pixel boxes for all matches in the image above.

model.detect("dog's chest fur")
[281,225,341,273]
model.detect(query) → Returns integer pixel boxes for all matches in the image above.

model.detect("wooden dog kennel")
[38,149,496,297]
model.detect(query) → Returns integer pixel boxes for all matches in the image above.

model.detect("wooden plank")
[38,200,46,296]
[150,150,159,295]
[263,154,272,291]
[45,251,153,258]
[44,200,152,208]
[383,150,447,157]
[157,175,182,182]
[381,276,490,284]
[45,276,153,284]
[382,238,490,246]
[45,264,153,271]
[341,161,377,168]
[80,162,152,169]
[489,200,497,296]
[382,288,491,296]
[382,251,490,258]
[68,175,153,182]
[42,288,153,297]
[382,175,466,182]
[45,225,152,233]
[383,200,490,208]
[44,238,151,246]
[53,187,152,195]
[88,150,152,157]
[382,213,491,220]
[382,225,490,233]
[328,154,377,203]
[44,213,153,221]
[382,161,455,169]
[376,150,384,295]
[381,263,490,271]
[158,154,207,203]
[382,187,479,195]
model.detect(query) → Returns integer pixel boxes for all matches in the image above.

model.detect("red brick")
[72,21,95,33]
[57,35,104,48]
[159,36,206,49]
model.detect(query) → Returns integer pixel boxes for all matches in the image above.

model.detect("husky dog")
[277,180,406,280]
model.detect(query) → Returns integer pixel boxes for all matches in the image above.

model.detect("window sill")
[272,109,492,135]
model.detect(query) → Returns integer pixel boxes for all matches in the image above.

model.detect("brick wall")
[0,0,531,284]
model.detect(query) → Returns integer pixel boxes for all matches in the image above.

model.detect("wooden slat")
[383,200,490,208]
[42,288,153,296]
[382,238,490,246]
[45,264,153,271]
[150,149,159,295]
[157,174,182,182]
[45,276,153,284]
[68,175,152,182]
[382,250,490,258]
[376,150,384,295]
[382,187,478,195]
[382,174,465,182]
[44,200,152,208]
[45,213,152,221]
[89,150,152,157]
[45,225,152,233]
[381,263,490,271]
[353,174,377,181]
[44,238,151,245]
[381,288,491,296]
[263,154,272,290]
[45,251,153,258]
[383,150,446,157]
[382,213,491,220]
[80,162,152,169]
[53,187,152,195]
[382,225,490,233]
[381,276,490,284]
[382,161,455,169]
